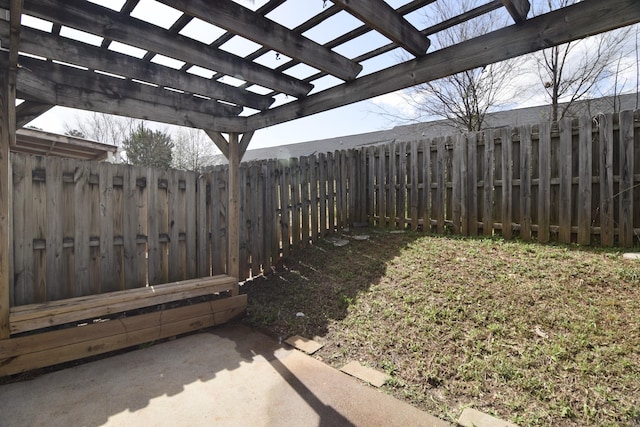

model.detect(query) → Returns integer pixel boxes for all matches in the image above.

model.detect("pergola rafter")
[331,0,431,57]
[160,0,363,81]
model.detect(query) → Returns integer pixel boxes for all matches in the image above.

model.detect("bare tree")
[386,0,520,132]
[64,112,139,147]
[533,0,633,121]
[172,127,220,172]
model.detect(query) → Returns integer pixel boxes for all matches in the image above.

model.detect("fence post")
[227,133,240,290]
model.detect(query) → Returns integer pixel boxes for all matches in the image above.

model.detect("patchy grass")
[241,230,640,426]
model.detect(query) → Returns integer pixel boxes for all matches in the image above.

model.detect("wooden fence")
[9,157,204,306]
[360,111,640,246]
[9,110,640,306]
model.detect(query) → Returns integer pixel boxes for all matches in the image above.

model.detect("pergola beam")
[247,0,640,130]
[0,24,274,111]
[6,0,21,146]
[20,0,313,98]
[161,0,362,81]
[501,0,530,23]
[17,56,243,117]
[332,0,430,57]
[15,101,54,128]
[15,64,246,133]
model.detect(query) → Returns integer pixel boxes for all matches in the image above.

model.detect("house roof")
[0,0,638,153]
[12,128,117,161]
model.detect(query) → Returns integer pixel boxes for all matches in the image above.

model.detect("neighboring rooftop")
[12,128,117,161]
[233,93,640,163]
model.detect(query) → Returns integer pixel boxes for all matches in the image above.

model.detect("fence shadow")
[240,228,425,341]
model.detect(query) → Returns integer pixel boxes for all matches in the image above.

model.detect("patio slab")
[0,322,450,427]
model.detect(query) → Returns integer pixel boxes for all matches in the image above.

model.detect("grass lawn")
[241,229,640,426]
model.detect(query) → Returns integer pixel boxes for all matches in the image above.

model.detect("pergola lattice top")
[1,0,638,142]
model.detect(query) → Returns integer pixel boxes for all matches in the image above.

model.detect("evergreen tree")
[122,124,173,168]
[64,129,86,138]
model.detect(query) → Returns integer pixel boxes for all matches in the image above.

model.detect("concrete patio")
[0,322,449,427]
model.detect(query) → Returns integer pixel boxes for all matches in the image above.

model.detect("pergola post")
[227,132,240,294]
[205,130,254,295]
[0,68,10,339]
[0,0,22,340]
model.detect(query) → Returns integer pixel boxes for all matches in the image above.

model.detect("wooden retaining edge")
[0,294,247,377]
[9,275,237,335]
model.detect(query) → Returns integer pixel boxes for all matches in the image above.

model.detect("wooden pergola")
[0,0,639,340]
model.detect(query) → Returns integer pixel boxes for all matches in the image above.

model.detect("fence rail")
[9,110,640,306]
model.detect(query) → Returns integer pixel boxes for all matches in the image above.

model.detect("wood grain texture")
[1,294,246,376]
[22,0,311,98]
[558,118,573,244]
[501,128,513,239]
[519,126,532,241]
[598,114,614,246]
[537,122,551,243]
[332,0,429,57]
[618,110,634,247]
[577,116,592,245]
[0,68,9,338]
[9,275,237,335]
[163,0,361,81]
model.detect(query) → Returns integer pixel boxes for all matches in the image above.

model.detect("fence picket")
[46,157,64,299]
[559,118,573,244]
[422,140,431,232]
[376,145,386,228]
[98,162,116,292]
[483,130,494,236]
[436,138,445,233]
[599,113,614,246]
[367,147,375,226]
[501,128,513,239]
[318,154,327,235]
[520,125,532,241]
[388,143,397,228]
[410,140,419,230]
[196,174,210,277]
[398,142,407,230]
[309,157,319,242]
[619,110,635,247]
[453,135,463,235]
[538,122,551,243]
[578,116,592,245]
[467,133,478,236]
[185,171,197,279]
